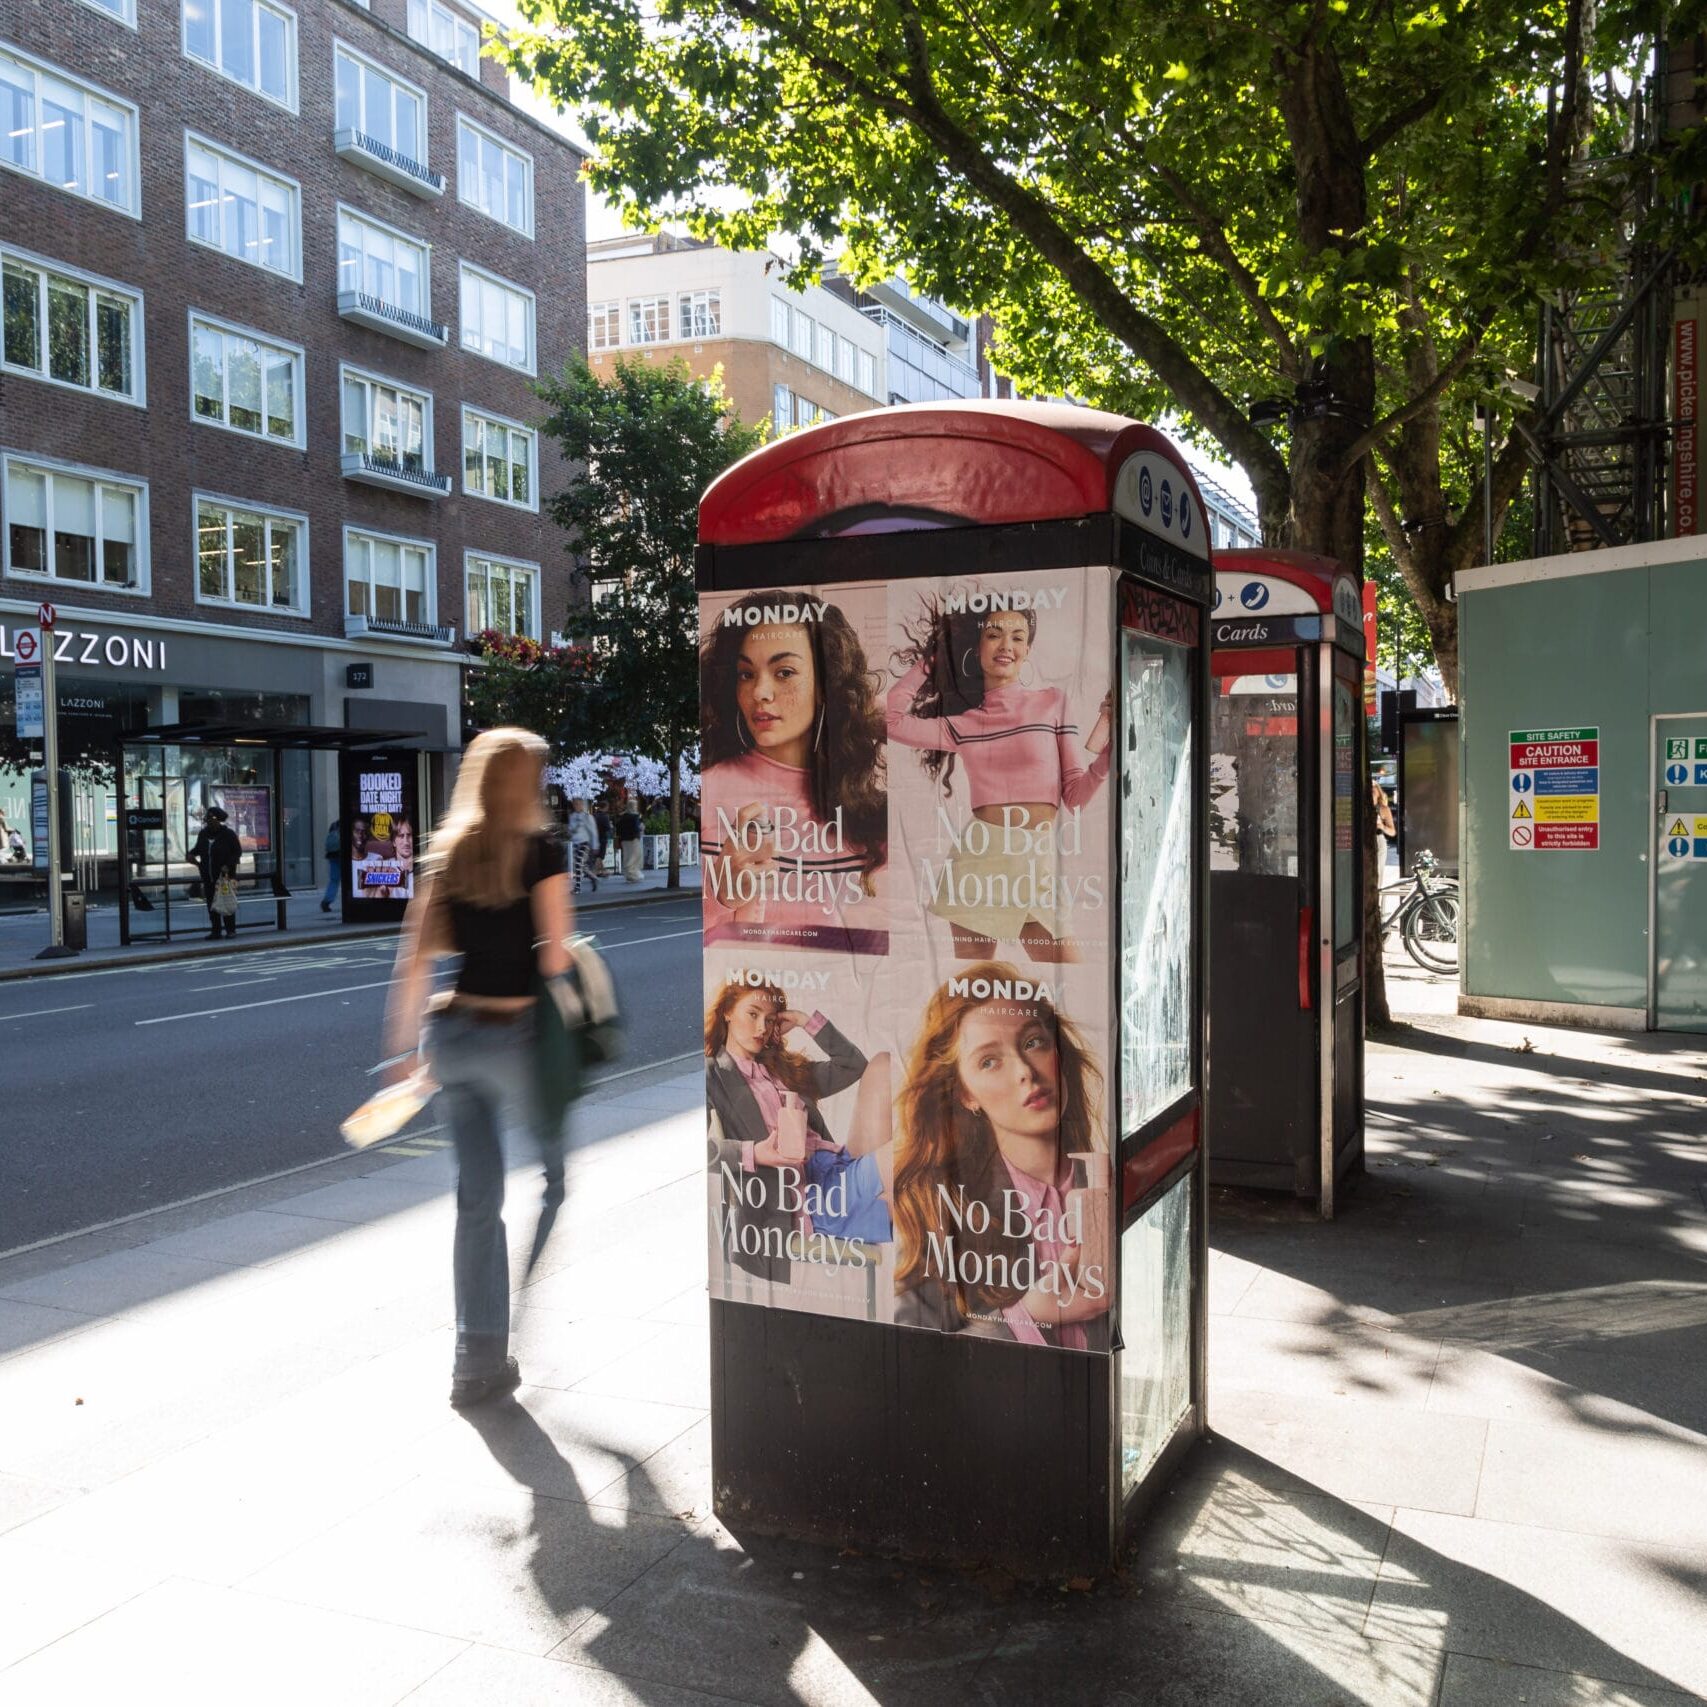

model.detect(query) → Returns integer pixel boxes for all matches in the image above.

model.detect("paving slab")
[1436,1652,1704,1706]
[1366,1509,1707,1699]
[0,1574,466,1706]
[399,1643,739,1707]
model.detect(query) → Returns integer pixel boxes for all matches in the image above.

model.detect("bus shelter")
[694,400,1211,1577]
[1207,549,1366,1214]
[115,721,418,946]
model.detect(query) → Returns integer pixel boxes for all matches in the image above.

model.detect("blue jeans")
[322,858,340,909]
[424,1004,564,1377]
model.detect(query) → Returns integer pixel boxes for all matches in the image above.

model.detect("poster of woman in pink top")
[699,586,889,953]
[889,962,1112,1351]
[887,572,1113,963]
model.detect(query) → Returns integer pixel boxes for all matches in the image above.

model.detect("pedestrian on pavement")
[191,806,243,940]
[321,817,342,913]
[566,796,598,893]
[1372,779,1397,843]
[593,800,612,882]
[383,726,575,1410]
[615,792,644,883]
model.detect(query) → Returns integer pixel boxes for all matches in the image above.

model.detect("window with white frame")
[679,289,720,340]
[3,250,141,403]
[406,0,479,76]
[790,307,813,360]
[836,337,856,386]
[627,296,668,345]
[78,0,136,25]
[341,367,431,472]
[456,114,532,236]
[769,296,789,348]
[345,528,433,624]
[771,384,792,439]
[588,300,620,350]
[465,553,538,639]
[0,47,138,215]
[462,408,535,509]
[182,0,297,110]
[334,43,425,166]
[186,135,300,278]
[814,321,834,371]
[339,207,429,319]
[857,348,875,395]
[460,263,534,371]
[195,494,305,612]
[191,315,301,445]
[3,454,145,590]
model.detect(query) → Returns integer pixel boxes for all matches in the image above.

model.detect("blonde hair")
[427,727,550,907]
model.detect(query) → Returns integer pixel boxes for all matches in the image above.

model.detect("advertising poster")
[212,785,272,853]
[700,566,1117,1354]
[349,759,418,902]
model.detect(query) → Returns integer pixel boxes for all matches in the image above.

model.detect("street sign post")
[35,605,74,959]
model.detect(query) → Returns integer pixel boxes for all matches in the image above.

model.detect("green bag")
[532,973,583,1133]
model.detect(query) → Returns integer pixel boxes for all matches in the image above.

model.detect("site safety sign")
[1510,727,1599,851]
[1662,815,1707,861]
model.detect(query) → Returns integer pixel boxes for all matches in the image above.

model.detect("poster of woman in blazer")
[704,969,895,1323]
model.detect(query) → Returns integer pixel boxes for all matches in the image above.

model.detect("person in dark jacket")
[191,806,243,939]
[615,791,644,883]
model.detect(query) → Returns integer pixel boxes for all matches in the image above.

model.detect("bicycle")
[1379,848,1460,973]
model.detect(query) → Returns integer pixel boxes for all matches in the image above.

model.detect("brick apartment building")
[0,0,584,883]
[586,233,888,435]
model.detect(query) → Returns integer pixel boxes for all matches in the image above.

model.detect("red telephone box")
[696,401,1211,1575]
[1208,550,1366,1213]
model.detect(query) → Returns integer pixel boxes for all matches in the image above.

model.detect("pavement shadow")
[463,1394,1699,1705]
[1380,1024,1707,1106]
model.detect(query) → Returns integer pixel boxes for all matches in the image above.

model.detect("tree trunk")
[667,738,682,891]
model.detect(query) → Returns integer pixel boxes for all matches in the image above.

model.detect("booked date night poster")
[700,566,1118,1352]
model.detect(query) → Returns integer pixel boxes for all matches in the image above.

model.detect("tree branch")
[1360,84,1446,159]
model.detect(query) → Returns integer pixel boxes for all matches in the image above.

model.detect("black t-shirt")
[616,810,643,839]
[446,832,568,997]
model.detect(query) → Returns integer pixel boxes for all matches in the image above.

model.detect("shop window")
[465,553,538,639]
[679,289,720,340]
[461,407,535,509]
[338,206,429,319]
[341,366,431,472]
[0,45,139,215]
[627,295,668,346]
[182,0,297,110]
[3,454,146,591]
[456,114,532,236]
[345,528,433,626]
[191,313,301,446]
[334,42,425,167]
[187,134,301,279]
[2,248,141,403]
[588,300,620,350]
[195,494,306,614]
[406,0,479,76]
[460,262,534,371]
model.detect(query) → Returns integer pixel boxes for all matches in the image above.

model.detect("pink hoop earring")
[1019,660,1039,689]
[736,714,754,750]
[961,648,977,679]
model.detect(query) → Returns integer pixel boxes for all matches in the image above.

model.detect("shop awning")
[120,721,423,751]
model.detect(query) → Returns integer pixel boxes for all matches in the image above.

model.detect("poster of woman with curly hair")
[698,584,889,955]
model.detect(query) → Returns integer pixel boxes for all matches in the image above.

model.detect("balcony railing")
[333,128,445,199]
[336,289,448,351]
[340,450,451,497]
[344,611,457,646]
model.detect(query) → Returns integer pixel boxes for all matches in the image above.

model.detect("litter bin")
[695,401,1212,1577]
[62,886,87,951]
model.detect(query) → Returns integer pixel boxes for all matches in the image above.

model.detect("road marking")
[135,977,401,1025]
[597,928,701,951]
[0,1002,95,1023]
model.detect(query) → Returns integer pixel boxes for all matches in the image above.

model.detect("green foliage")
[463,630,598,758]
[537,355,765,766]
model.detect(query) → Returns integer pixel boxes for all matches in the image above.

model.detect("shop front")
[0,607,462,896]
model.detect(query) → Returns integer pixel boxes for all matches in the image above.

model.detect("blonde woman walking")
[384,728,574,1408]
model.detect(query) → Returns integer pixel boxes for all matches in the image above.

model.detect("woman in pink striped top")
[889,586,1111,962]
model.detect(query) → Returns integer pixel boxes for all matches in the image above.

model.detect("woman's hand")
[752,1131,792,1168]
[774,1008,812,1035]
[1086,691,1113,756]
